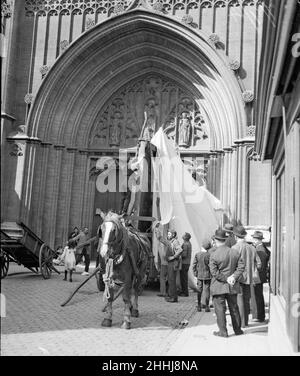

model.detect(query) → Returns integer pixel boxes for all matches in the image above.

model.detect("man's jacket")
[209,245,245,296]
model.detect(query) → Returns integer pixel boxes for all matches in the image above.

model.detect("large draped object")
[151,128,223,289]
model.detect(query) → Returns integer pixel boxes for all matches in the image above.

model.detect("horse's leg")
[101,287,114,327]
[121,278,132,330]
[131,277,139,318]
[132,259,147,318]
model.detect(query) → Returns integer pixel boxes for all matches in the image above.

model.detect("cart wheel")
[39,244,53,279]
[95,270,105,291]
[0,249,9,279]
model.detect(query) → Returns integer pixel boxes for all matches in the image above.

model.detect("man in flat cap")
[232,226,262,328]
[209,229,245,337]
[251,231,270,323]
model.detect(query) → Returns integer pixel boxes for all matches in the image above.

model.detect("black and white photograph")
[0,0,299,359]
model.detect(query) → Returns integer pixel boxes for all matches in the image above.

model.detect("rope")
[103,258,114,302]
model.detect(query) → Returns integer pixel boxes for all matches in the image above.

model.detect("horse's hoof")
[101,318,112,327]
[121,321,131,330]
[131,309,139,318]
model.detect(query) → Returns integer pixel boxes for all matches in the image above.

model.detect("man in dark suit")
[209,229,245,338]
[232,226,262,328]
[179,232,192,297]
[251,231,270,323]
[193,240,212,312]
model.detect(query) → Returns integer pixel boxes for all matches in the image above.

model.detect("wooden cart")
[0,222,60,279]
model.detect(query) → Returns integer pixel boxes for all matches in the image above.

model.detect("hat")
[233,226,247,238]
[183,232,191,240]
[202,240,212,250]
[214,229,228,241]
[223,223,234,233]
[252,231,264,240]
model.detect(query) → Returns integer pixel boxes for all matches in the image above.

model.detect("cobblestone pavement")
[1,264,274,356]
[1,264,197,356]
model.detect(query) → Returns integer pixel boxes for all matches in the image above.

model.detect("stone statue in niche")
[109,112,122,146]
[178,111,191,147]
[143,99,157,141]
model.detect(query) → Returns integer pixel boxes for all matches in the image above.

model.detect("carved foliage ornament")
[24,93,34,104]
[182,14,193,25]
[9,143,24,157]
[248,147,260,161]
[208,33,220,45]
[242,90,254,103]
[152,1,164,13]
[229,59,240,71]
[1,0,12,18]
[247,125,256,137]
[113,2,125,15]
[40,65,50,78]
[85,17,95,30]
[60,39,69,51]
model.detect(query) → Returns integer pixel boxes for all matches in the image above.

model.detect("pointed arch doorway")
[21,10,247,249]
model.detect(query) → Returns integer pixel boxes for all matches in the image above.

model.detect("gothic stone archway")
[19,10,247,248]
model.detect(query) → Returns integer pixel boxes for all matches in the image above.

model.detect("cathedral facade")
[1,0,299,352]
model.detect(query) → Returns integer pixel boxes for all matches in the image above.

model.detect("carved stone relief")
[89,75,210,150]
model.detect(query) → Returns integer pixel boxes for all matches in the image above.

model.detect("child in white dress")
[59,239,76,282]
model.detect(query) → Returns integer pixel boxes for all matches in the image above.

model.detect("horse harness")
[102,217,146,301]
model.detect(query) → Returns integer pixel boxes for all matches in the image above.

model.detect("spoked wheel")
[0,249,9,279]
[39,244,53,279]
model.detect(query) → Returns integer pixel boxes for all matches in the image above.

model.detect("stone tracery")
[89,75,210,150]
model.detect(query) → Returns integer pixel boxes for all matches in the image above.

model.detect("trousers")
[253,283,266,321]
[180,264,190,296]
[237,283,251,327]
[213,294,242,335]
[76,248,90,272]
[197,279,211,307]
[159,265,168,296]
[167,263,178,299]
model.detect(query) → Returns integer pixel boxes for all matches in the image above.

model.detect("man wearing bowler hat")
[209,229,245,337]
[224,223,236,248]
[232,226,262,328]
[251,231,270,323]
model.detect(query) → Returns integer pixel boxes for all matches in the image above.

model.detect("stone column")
[59,147,77,244]
[208,152,217,196]
[215,150,224,201]
[82,156,96,231]
[234,139,255,225]
[69,150,89,230]
[1,113,16,220]
[35,142,52,236]
[230,145,238,221]
[48,144,65,248]
[20,137,41,224]
[1,2,25,223]
[223,148,233,221]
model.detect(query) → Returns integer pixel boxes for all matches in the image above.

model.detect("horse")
[99,211,151,329]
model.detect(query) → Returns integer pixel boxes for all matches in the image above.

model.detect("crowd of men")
[55,217,270,338]
[155,223,270,338]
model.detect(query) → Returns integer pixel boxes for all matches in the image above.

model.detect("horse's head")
[100,211,124,258]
